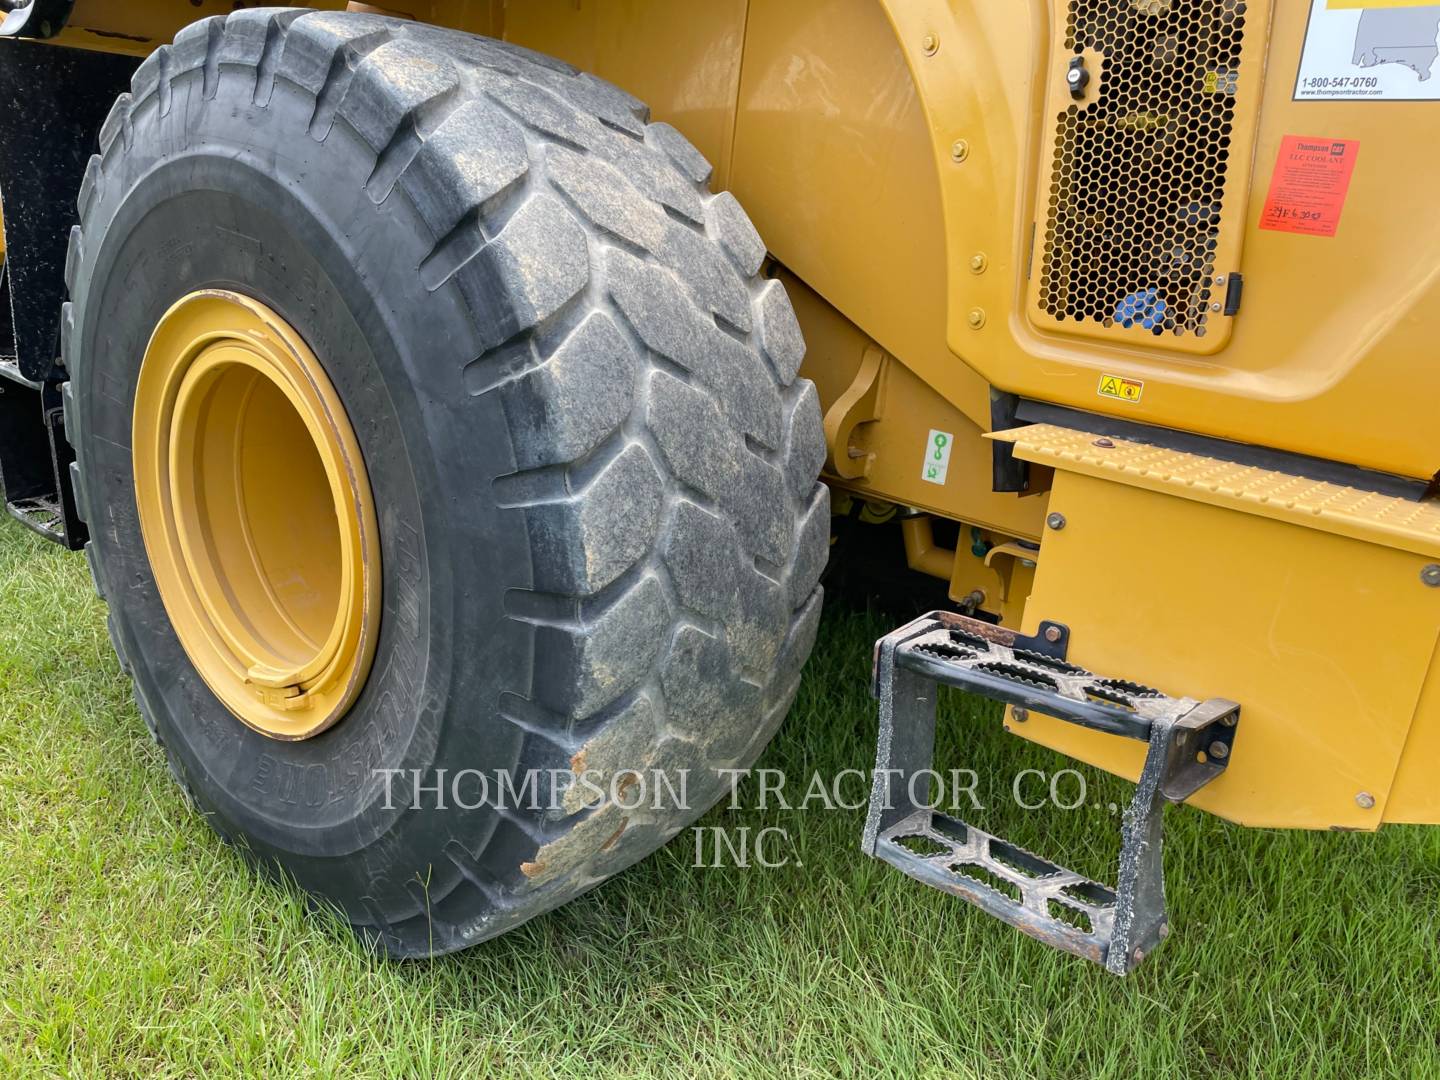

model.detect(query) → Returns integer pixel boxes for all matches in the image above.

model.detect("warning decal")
[1259,136,1360,237]
[1097,374,1144,403]
[1296,0,1440,101]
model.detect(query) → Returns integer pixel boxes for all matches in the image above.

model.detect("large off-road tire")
[65,8,827,956]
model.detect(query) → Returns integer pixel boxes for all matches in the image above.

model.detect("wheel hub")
[132,290,379,740]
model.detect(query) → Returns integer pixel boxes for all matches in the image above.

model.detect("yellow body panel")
[1000,425,1439,829]
[504,1,748,190]
[873,0,1440,480]
[68,3,1440,479]
[1388,639,1440,824]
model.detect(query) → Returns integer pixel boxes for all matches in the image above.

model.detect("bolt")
[922,31,939,55]
[1046,512,1067,530]
[1210,302,1222,312]
[1356,791,1376,810]
[951,139,970,163]
[967,308,987,329]
[1422,564,1440,587]
[1012,707,1029,722]
[969,252,988,273]
[1093,437,1115,448]
[1215,275,1226,286]
[1207,740,1229,760]
[1044,626,1062,643]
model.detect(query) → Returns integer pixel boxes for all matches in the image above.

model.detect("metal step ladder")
[863,610,1239,975]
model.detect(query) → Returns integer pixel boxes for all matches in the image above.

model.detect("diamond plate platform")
[989,423,1440,557]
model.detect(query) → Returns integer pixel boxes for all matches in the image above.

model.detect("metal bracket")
[822,345,889,480]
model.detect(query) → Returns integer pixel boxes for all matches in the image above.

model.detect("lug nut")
[1044,626,1062,643]
[1207,740,1229,760]
[1012,707,1029,722]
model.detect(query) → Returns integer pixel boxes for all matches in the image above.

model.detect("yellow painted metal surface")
[41,3,1440,479]
[899,516,1037,627]
[780,268,1047,542]
[871,0,1439,479]
[132,291,380,741]
[1388,637,1440,824]
[1002,426,1439,829]
[991,424,1440,558]
[485,1,749,189]
[728,0,993,433]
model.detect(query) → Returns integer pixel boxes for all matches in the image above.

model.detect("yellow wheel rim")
[132,290,380,740]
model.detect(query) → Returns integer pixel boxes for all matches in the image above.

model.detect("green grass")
[0,518,1436,1078]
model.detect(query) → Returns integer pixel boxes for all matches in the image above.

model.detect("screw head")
[1044,626,1062,643]
[1012,707,1029,722]
[922,32,939,55]
[951,139,970,163]
[1356,791,1376,810]
[1422,564,1440,587]
[1046,512,1067,530]
[969,252,988,273]
[967,308,987,329]
[1066,68,1084,85]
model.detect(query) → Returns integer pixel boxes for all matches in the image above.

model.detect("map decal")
[1296,0,1440,100]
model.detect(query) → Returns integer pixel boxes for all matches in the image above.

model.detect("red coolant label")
[1258,135,1359,238]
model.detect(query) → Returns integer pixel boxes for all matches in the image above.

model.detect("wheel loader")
[0,0,1435,976]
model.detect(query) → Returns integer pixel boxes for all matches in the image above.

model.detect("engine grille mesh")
[1037,0,1250,340]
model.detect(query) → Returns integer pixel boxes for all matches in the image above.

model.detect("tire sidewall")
[72,76,533,901]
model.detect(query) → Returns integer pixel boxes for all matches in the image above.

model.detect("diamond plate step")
[863,610,1240,975]
[990,423,1440,558]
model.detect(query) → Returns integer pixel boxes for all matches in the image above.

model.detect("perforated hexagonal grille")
[1037,0,1250,341]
